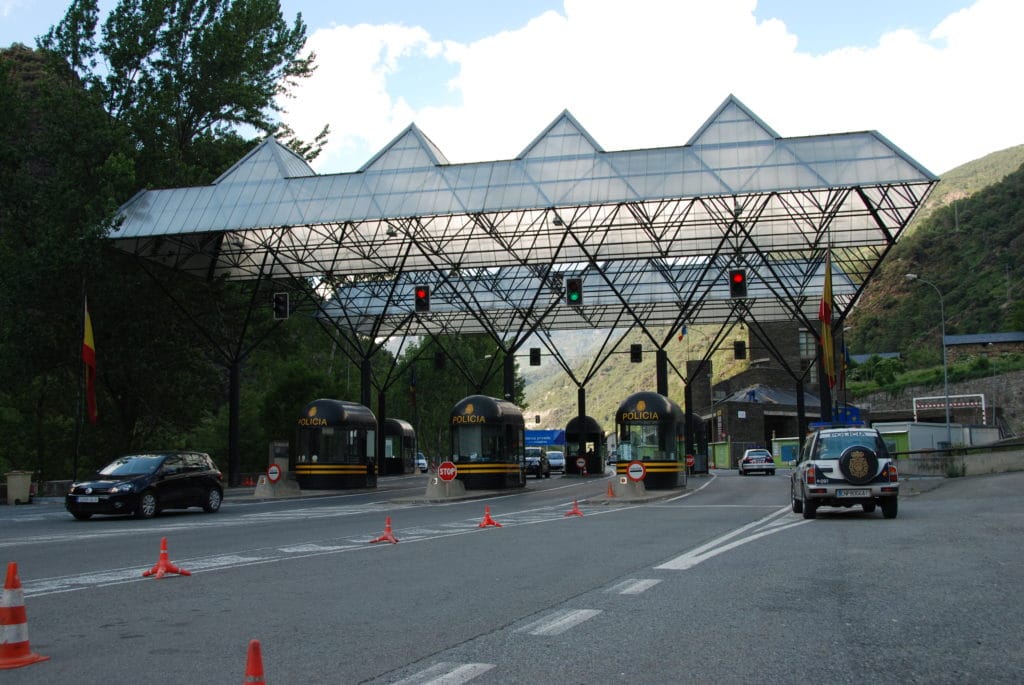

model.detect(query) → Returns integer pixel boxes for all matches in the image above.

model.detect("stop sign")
[437,461,457,481]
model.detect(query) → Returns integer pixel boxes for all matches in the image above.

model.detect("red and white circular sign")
[626,461,646,482]
[685,454,695,467]
[576,457,586,469]
[266,464,282,483]
[437,461,458,481]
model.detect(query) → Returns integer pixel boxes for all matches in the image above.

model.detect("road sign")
[437,461,457,481]
[626,461,646,482]
[266,464,282,484]
[686,454,695,467]
[576,457,586,469]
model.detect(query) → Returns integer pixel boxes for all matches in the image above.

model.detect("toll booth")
[613,391,687,489]
[564,415,605,475]
[383,417,416,474]
[449,394,526,489]
[293,399,378,489]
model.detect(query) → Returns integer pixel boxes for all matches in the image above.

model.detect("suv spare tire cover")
[838,446,879,485]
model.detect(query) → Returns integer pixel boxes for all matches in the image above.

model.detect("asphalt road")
[2,470,1022,684]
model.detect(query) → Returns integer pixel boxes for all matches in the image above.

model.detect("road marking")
[606,578,662,595]
[390,662,495,685]
[655,506,810,570]
[517,609,601,636]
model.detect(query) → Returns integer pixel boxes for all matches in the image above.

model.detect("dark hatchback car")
[66,451,224,520]
[525,447,551,479]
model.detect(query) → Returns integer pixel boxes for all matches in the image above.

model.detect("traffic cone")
[606,482,616,498]
[564,499,584,517]
[142,537,191,579]
[243,639,265,684]
[0,562,50,670]
[370,516,399,544]
[478,505,502,528]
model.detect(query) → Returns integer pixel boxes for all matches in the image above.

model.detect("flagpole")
[74,292,86,481]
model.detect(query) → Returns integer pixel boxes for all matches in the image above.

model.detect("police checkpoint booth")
[564,415,605,476]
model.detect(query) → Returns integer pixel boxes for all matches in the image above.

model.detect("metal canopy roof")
[111,94,937,340]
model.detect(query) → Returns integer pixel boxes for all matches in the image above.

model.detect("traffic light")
[630,343,643,363]
[529,347,541,366]
[272,292,289,320]
[414,285,430,312]
[734,340,747,359]
[565,277,583,305]
[729,269,748,298]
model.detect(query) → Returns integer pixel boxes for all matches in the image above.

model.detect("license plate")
[837,489,868,497]
[77,496,99,503]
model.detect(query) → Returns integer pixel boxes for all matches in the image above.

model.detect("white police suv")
[790,426,899,519]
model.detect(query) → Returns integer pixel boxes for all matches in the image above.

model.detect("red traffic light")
[729,269,748,298]
[414,286,430,312]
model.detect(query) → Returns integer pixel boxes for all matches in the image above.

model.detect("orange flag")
[82,298,97,423]
[819,253,836,389]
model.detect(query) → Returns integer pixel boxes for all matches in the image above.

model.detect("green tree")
[40,0,326,186]
[0,45,133,475]
[9,1,331,481]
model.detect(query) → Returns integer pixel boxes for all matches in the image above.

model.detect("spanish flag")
[819,253,836,389]
[82,297,98,423]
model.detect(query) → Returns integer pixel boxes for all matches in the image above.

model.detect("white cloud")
[284,0,1024,176]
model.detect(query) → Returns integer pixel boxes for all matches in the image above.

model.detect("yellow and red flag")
[82,298,98,423]
[819,253,836,389]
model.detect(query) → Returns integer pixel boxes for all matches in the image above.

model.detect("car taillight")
[805,466,815,485]
[886,463,898,482]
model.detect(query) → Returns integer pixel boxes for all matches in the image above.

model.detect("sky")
[3,0,1022,176]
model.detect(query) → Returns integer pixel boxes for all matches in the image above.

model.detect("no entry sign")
[266,464,282,483]
[437,461,458,481]
[626,461,646,482]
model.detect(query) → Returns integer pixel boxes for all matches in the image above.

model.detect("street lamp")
[905,273,952,447]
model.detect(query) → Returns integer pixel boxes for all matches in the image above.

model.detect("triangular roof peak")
[518,109,604,159]
[359,123,449,172]
[213,136,314,185]
[687,94,780,146]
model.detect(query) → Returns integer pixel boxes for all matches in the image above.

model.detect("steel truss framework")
[111,94,937,454]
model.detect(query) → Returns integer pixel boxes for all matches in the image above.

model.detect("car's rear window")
[814,432,886,460]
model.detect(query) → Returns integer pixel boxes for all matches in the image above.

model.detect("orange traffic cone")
[564,500,584,517]
[243,639,265,684]
[142,537,192,579]
[478,505,502,528]
[370,516,399,544]
[0,562,50,670]
[606,482,616,498]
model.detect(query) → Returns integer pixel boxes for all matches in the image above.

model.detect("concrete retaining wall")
[900,448,1024,477]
